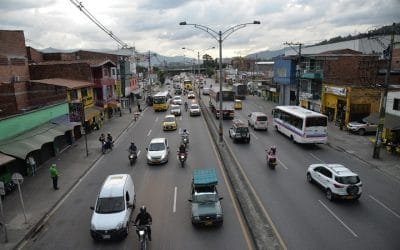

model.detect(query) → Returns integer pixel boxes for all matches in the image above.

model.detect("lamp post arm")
[185,23,219,41]
[221,22,255,42]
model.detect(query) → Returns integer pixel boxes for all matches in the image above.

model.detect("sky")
[0,0,399,59]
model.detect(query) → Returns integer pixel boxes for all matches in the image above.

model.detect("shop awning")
[51,114,81,129]
[0,123,71,159]
[107,100,120,109]
[365,113,400,131]
[0,153,16,166]
[84,106,103,122]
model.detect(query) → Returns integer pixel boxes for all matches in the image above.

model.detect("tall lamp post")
[180,21,260,142]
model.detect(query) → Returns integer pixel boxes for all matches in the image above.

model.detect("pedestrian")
[137,102,141,112]
[49,164,59,190]
[26,156,37,176]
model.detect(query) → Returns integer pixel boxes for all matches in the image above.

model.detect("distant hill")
[245,49,285,60]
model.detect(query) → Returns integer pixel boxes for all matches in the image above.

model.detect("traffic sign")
[12,173,24,185]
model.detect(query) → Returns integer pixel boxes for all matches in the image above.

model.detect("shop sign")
[269,87,277,92]
[325,86,346,96]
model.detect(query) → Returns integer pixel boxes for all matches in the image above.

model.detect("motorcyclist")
[99,133,105,143]
[134,206,153,241]
[178,143,187,154]
[267,146,276,157]
[184,101,188,111]
[106,133,113,149]
[181,129,189,143]
[129,142,137,153]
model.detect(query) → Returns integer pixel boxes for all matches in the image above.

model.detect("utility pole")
[284,42,303,105]
[148,51,152,96]
[373,23,396,159]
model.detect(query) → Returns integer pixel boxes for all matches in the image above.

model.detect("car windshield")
[149,142,165,151]
[191,104,199,109]
[171,105,180,110]
[165,117,175,122]
[195,193,218,203]
[173,96,181,100]
[236,127,249,133]
[95,197,125,214]
[335,176,360,184]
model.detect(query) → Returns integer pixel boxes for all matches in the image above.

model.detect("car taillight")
[334,183,344,188]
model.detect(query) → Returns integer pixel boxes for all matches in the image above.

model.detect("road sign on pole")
[12,173,27,223]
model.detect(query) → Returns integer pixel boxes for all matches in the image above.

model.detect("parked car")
[229,119,250,143]
[306,164,362,201]
[90,174,136,240]
[189,103,201,116]
[146,138,169,164]
[248,112,268,130]
[347,118,377,135]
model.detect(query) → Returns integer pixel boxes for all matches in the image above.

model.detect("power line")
[69,0,129,49]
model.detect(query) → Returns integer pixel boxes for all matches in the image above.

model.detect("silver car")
[347,118,377,135]
[170,104,181,116]
[189,103,201,116]
[146,138,169,164]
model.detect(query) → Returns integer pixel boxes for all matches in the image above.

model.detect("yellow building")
[321,84,382,125]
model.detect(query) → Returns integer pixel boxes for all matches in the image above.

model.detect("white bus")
[272,106,328,144]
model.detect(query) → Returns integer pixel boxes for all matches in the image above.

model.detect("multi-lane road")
[24,80,400,250]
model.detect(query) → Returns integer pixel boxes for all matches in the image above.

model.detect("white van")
[248,112,268,130]
[90,174,136,240]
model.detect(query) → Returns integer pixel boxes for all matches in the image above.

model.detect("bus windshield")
[153,96,166,104]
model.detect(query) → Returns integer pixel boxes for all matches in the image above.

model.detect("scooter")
[134,224,150,250]
[129,150,137,166]
[266,151,277,170]
[101,140,114,154]
[177,151,187,168]
[181,135,189,147]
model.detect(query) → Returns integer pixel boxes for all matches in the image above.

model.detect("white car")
[248,112,268,130]
[306,164,362,201]
[202,87,210,95]
[172,96,182,105]
[188,91,196,99]
[189,103,201,116]
[146,138,169,164]
[170,104,181,116]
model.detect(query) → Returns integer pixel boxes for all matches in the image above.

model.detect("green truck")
[188,168,223,226]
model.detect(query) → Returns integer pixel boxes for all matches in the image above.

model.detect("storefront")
[321,84,382,126]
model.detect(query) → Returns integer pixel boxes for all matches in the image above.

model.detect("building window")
[394,98,400,111]
[70,90,78,100]
[81,88,88,97]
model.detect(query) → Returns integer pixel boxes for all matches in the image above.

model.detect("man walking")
[49,164,59,190]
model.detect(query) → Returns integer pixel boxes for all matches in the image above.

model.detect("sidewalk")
[0,105,142,250]
[246,95,400,181]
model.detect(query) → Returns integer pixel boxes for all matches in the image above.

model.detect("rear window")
[236,127,249,133]
[256,116,267,121]
[335,176,360,184]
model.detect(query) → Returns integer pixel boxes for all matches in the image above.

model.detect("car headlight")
[216,214,222,219]
[116,221,124,230]
[193,216,200,221]
[147,154,152,160]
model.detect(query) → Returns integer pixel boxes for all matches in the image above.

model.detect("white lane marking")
[147,129,152,136]
[369,195,400,219]
[155,117,159,122]
[319,200,358,237]
[250,132,258,140]
[310,153,325,163]
[137,150,141,157]
[173,186,177,213]
[180,115,182,121]
[277,158,288,169]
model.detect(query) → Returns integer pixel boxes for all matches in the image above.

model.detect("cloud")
[0,0,398,58]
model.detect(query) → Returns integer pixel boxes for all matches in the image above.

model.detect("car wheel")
[306,173,313,183]
[326,189,334,201]
[358,129,365,136]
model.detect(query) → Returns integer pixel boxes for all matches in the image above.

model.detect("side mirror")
[219,197,224,200]
[146,147,148,151]
[188,199,192,202]
[90,206,94,210]
[128,203,134,208]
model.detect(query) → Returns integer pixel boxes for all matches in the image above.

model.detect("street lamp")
[182,46,215,76]
[180,20,260,142]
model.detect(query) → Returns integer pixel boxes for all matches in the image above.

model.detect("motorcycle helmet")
[183,129,187,133]
[140,206,146,214]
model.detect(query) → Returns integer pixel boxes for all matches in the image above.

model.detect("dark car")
[228,119,250,143]
[175,88,182,95]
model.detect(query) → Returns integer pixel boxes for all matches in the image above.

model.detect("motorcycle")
[129,149,137,166]
[135,224,150,250]
[101,140,114,154]
[181,135,189,147]
[266,151,277,170]
[177,151,187,168]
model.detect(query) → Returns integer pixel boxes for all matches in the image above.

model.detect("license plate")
[205,221,213,226]
[103,235,110,239]
[343,195,354,199]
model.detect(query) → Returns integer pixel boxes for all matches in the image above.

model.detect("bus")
[209,88,235,119]
[183,79,193,91]
[272,106,328,144]
[152,91,169,111]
